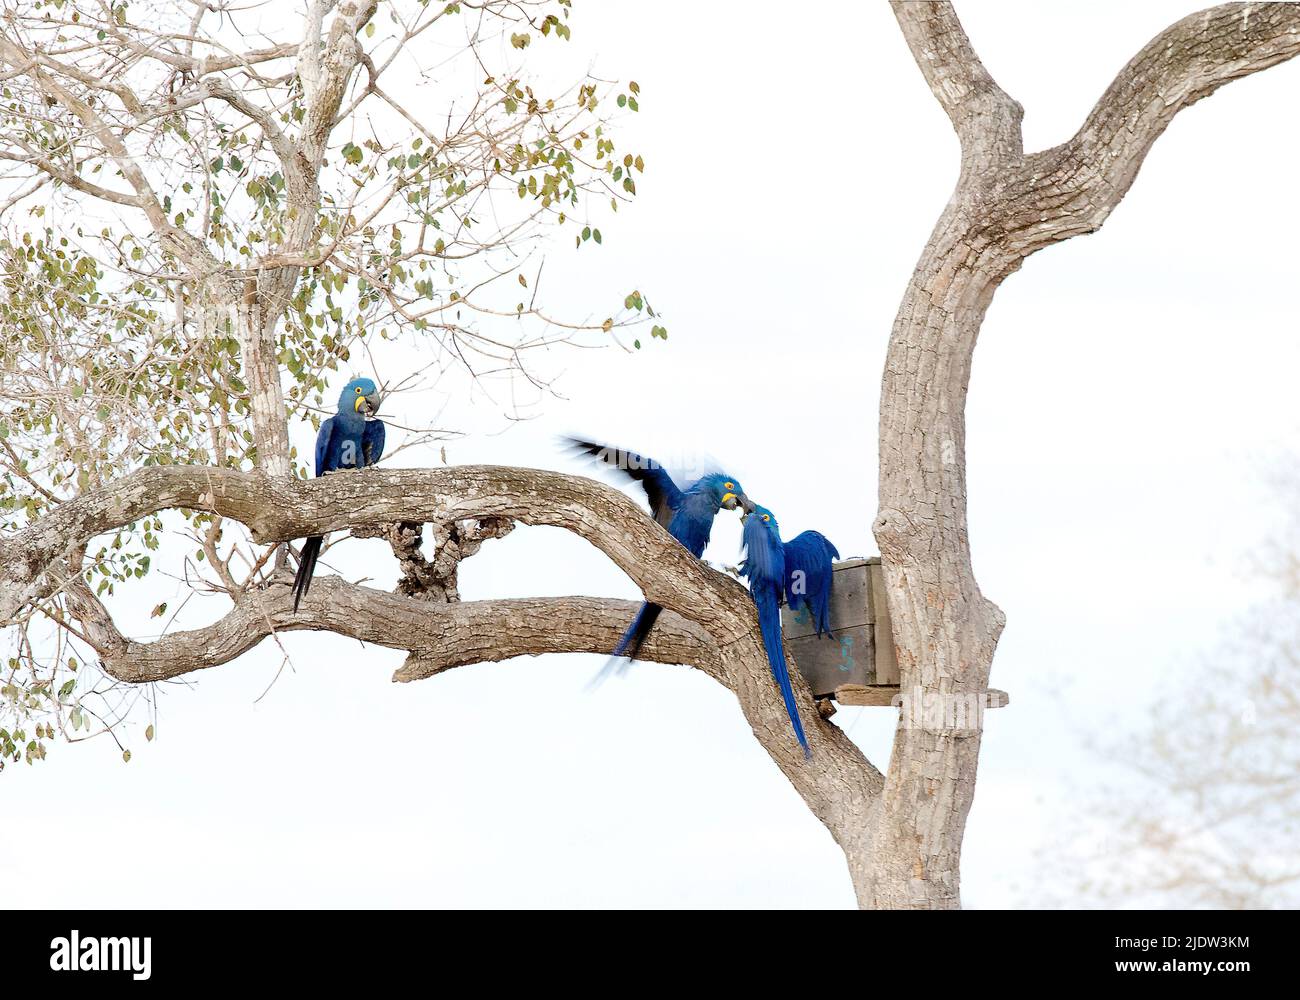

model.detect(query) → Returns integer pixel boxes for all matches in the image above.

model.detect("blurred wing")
[362,419,386,467]
[564,436,683,528]
[740,516,784,587]
[784,531,839,635]
[315,417,337,477]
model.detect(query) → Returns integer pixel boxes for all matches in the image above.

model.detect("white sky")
[4,0,1299,908]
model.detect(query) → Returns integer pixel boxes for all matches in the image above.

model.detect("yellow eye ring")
[724,481,734,490]
[762,514,770,522]
[355,386,363,393]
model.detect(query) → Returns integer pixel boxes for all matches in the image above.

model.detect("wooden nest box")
[781,557,1009,709]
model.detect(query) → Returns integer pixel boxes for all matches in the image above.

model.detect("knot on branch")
[872,506,916,559]
[352,517,514,602]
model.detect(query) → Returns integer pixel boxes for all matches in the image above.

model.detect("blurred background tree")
[1039,465,1300,908]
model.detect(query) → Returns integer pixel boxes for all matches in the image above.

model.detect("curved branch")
[103,576,721,684]
[0,466,751,647]
[1006,3,1300,251]
[99,564,883,877]
[4,458,884,878]
[1067,3,1300,212]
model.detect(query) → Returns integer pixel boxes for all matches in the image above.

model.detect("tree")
[1,0,1298,910]
[0,0,655,744]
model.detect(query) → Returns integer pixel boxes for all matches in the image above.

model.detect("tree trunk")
[863,0,1300,909]
[4,0,1300,910]
[868,201,1014,908]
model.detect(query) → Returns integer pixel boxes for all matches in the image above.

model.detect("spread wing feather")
[564,436,683,529]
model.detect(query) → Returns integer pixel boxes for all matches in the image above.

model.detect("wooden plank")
[788,624,874,697]
[829,557,874,626]
[831,684,901,707]
[868,559,900,686]
[832,685,1010,709]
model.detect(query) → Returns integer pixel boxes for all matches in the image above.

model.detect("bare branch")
[104,580,720,684]
[0,466,750,646]
[1044,2,1300,233]
[0,37,214,269]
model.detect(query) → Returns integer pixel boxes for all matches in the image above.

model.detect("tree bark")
[868,0,1300,909]
[0,461,886,875]
[4,1,1299,909]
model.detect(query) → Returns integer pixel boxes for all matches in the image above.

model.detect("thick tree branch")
[869,0,1300,910]
[102,580,720,685]
[890,0,1023,167]
[1029,2,1300,241]
[1060,2,1300,215]
[1,459,883,867]
[0,467,750,647]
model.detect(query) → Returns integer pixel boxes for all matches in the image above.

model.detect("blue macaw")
[566,437,750,661]
[739,502,838,759]
[291,377,386,612]
[783,527,840,639]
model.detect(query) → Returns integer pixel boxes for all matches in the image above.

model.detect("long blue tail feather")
[613,602,662,660]
[587,602,663,688]
[291,535,323,613]
[753,585,811,759]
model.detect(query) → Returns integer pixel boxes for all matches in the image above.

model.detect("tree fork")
[868,0,1300,909]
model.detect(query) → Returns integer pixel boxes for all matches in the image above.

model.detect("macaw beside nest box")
[781,556,1009,709]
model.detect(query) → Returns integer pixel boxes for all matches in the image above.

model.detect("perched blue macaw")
[291,377,386,612]
[739,502,838,759]
[783,527,840,639]
[566,437,750,662]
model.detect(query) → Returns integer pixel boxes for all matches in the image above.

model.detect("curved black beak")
[363,391,382,416]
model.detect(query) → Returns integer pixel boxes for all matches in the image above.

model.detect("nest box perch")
[781,557,1009,709]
